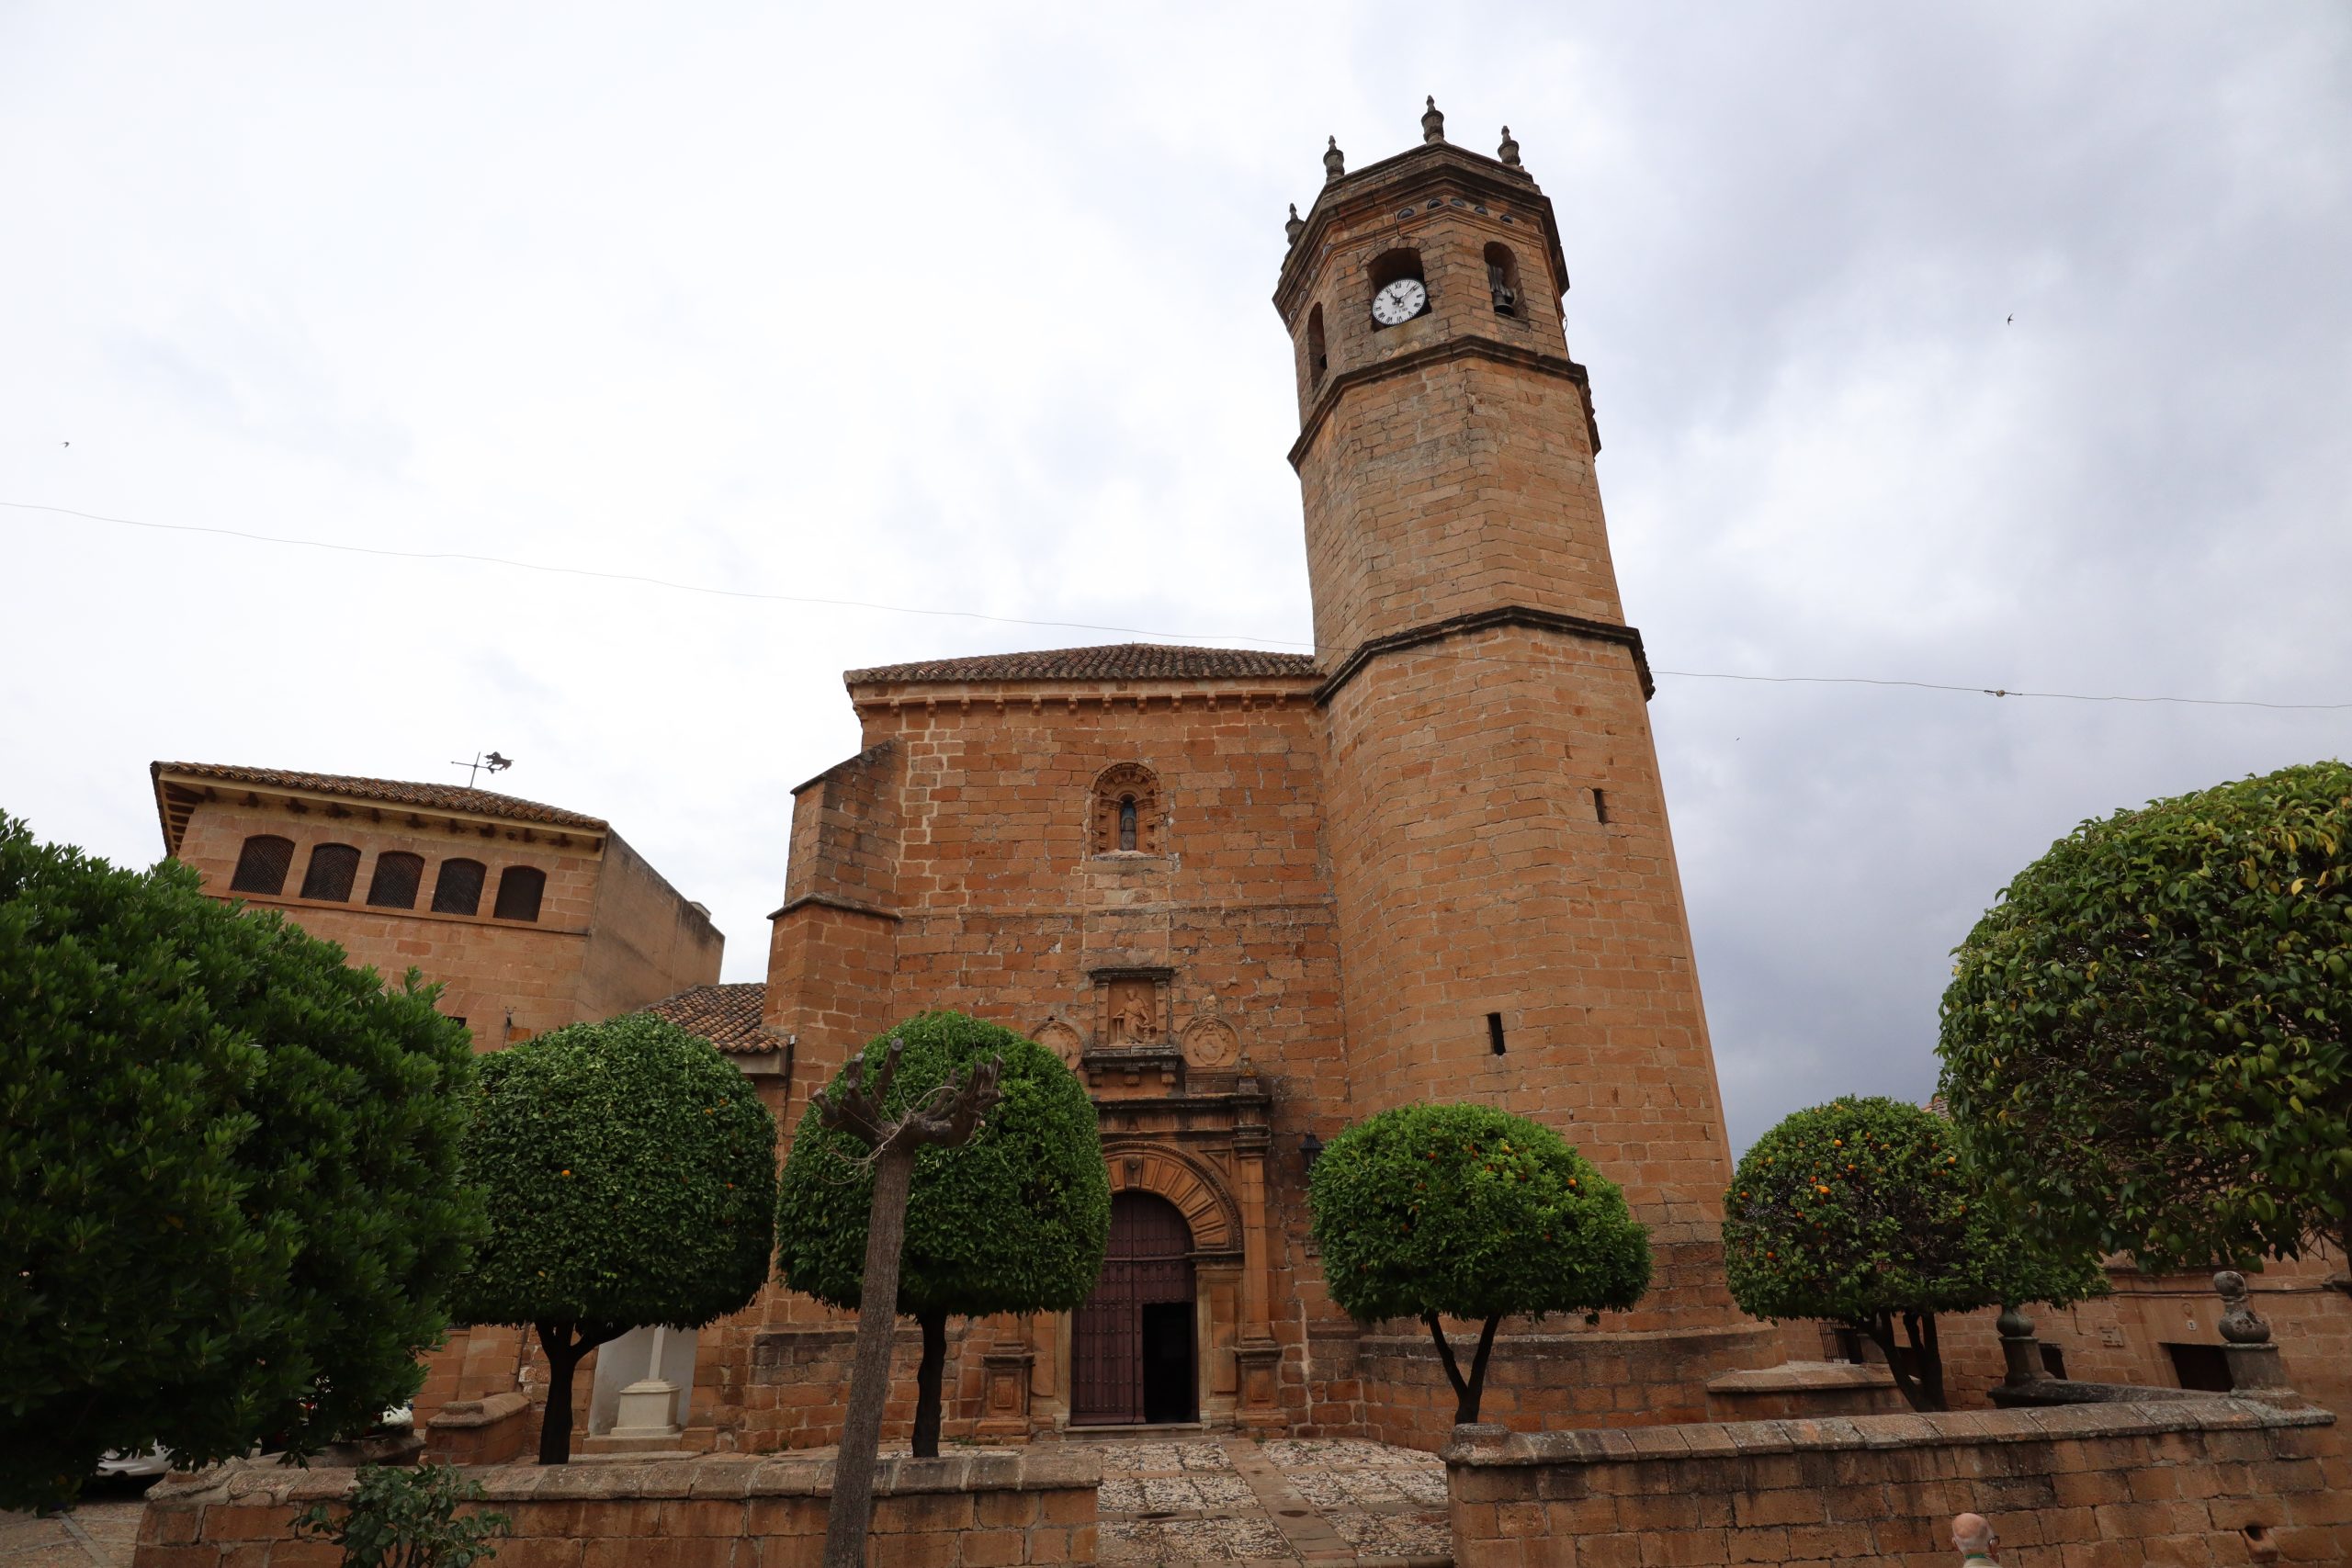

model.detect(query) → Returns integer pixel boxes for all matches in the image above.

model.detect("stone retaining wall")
[1332,1322,1781,1450]
[130,1451,1098,1567]
[1444,1397,2346,1566]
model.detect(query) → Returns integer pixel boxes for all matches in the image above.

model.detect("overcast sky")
[5,4,2347,1152]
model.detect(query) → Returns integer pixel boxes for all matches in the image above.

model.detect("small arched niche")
[1484,242,1522,317]
[1091,762,1162,856]
[1306,303,1329,384]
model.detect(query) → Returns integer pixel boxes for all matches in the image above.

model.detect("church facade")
[711,108,1783,1450]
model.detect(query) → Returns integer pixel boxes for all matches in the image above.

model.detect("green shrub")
[0,815,482,1511]
[449,1013,777,1463]
[1307,1102,1649,1424]
[1939,761,2352,1269]
[775,1011,1108,1455]
[1723,1096,2101,1411]
[296,1462,510,1568]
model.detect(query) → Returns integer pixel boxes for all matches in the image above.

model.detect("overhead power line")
[7,498,2348,714]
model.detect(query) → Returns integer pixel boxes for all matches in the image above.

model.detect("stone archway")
[1102,1142,1242,1256]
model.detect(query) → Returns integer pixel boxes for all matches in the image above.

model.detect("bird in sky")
[2006,314,2014,325]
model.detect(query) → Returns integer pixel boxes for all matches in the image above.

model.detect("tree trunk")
[1905,1310,1949,1411]
[825,1146,919,1568]
[911,1311,948,1460]
[533,1322,624,1465]
[1856,1310,1948,1414]
[1423,1311,1505,1426]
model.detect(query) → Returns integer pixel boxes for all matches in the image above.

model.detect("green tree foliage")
[296,1461,511,1568]
[1722,1096,2103,1411]
[1938,761,2352,1270]
[775,1011,1108,1456]
[1306,1102,1650,1425]
[450,1014,776,1464]
[0,816,481,1512]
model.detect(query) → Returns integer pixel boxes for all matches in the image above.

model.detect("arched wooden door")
[1071,1191,1196,1426]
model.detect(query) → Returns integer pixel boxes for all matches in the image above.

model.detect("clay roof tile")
[843,642,1319,686]
[641,982,775,1055]
[150,761,607,831]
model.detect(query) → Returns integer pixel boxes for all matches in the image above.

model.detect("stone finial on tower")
[1323,135,1345,182]
[1498,125,1521,166]
[1422,96,1445,144]
[1284,203,1306,245]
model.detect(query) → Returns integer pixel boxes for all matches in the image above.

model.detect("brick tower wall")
[1282,141,1753,1348]
[1316,626,1741,1325]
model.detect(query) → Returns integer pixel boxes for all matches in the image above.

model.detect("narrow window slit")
[1487,1012,1507,1055]
[1592,787,1610,824]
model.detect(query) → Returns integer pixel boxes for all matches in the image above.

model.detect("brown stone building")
[628,110,1784,1455]
[151,760,728,1428]
[152,761,724,1043]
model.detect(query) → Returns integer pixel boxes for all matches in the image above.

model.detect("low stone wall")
[1703,1360,1905,1421]
[1340,1322,1781,1450]
[131,1450,1098,1567]
[1444,1396,2346,1566]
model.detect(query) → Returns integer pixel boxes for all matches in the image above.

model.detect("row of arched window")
[227,833,546,922]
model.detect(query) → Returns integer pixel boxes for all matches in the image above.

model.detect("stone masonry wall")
[1444,1397,2347,1567]
[734,676,1364,1439]
[174,800,602,1042]
[574,829,725,1020]
[1317,622,1749,1336]
[1318,1324,1784,1450]
[131,1451,1099,1568]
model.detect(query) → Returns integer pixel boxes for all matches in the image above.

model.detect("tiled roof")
[642,982,775,1055]
[152,762,607,830]
[844,642,1321,685]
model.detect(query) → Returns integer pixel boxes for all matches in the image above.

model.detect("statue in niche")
[1106,978,1157,1044]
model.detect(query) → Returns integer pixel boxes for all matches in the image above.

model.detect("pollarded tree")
[0,815,483,1511]
[1939,761,2352,1271]
[1722,1096,2103,1411]
[450,1013,777,1464]
[775,1011,1110,1458]
[1306,1102,1651,1426]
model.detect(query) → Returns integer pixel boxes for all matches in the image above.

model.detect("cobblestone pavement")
[0,1485,148,1567]
[1094,1437,1449,1566]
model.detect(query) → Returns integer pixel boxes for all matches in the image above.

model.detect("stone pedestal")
[1997,1305,2047,1389]
[608,1378,684,1441]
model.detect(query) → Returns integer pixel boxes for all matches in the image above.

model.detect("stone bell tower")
[1278,104,1747,1329]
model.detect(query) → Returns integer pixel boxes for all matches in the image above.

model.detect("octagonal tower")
[1278,111,1747,1334]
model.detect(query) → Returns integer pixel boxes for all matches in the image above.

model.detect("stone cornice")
[1287,336,1599,468]
[1273,141,1567,320]
[1316,604,1655,707]
[767,892,901,925]
[851,683,1320,719]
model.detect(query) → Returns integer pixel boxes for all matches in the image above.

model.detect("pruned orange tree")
[450,1014,776,1464]
[775,1012,1107,1461]
[0,815,481,1511]
[1722,1096,2101,1411]
[1939,761,2352,1271]
[1307,1102,1650,1426]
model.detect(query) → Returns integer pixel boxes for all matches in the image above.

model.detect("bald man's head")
[1952,1513,1997,1555]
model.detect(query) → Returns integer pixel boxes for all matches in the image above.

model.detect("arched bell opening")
[1071,1191,1197,1425]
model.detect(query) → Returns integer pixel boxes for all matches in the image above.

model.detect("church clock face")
[1371,277,1428,326]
